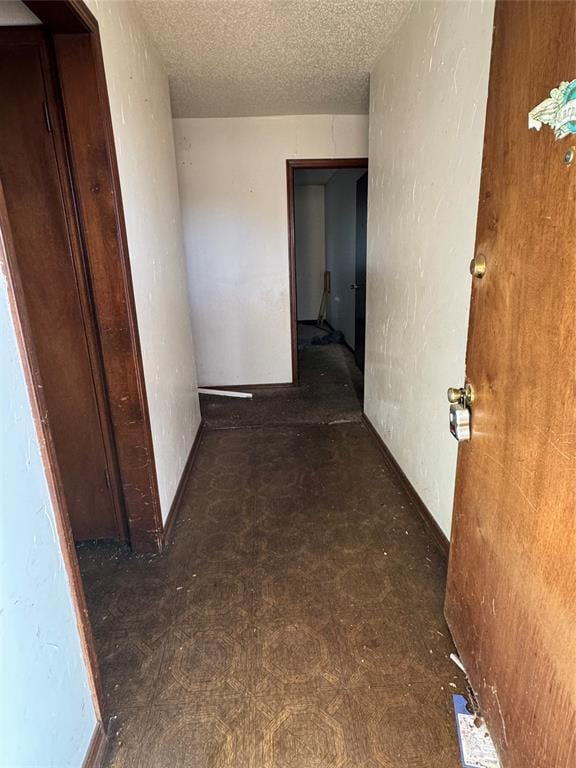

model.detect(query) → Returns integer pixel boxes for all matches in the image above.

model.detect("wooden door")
[445,3,576,767]
[0,31,124,541]
[354,171,368,371]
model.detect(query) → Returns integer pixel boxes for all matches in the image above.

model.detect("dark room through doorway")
[289,159,368,417]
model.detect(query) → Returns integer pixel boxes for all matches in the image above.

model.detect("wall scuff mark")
[364,0,495,537]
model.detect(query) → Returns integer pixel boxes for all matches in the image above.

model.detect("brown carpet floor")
[78,341,464,767]
[199,328,364,430]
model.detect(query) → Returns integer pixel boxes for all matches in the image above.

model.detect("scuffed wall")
[0,274,96,766]
[295,185,325,321]
[365,0,495,537]
[87,1,201,519]
[174,114,368,386]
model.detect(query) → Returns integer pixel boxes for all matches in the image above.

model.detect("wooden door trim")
[82,721,108,768]
[23,0,163,553]
[0,1,162,747]
[35,26,127,541]
[25,0,98,34]
[286,158,368,384]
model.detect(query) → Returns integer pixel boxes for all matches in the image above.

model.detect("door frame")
[286,158,368,384]
[1,25,129,543]
[0,0,164,742]
[16,0,164,554]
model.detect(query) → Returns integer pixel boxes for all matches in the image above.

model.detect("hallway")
[3,2,574,765]
[199,325,364,430]
[79,343,464,767]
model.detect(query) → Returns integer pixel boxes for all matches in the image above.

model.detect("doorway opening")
[287,159,368,415]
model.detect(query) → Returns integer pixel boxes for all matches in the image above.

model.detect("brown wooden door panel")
[445,3,576,767]
[0,32,121,540]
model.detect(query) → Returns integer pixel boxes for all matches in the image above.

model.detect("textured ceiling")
[134,1,409,118]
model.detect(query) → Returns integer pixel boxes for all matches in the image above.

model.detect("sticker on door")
[528,79,576,139]
[453,695,501,768]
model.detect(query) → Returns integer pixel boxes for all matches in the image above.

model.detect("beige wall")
[365,0,495,537]
[87,0,201,520]
[174,114,368,387]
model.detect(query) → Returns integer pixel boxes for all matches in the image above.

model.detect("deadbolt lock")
[448,384,475,442]
[447,384,475,407]
[470,253,486,278]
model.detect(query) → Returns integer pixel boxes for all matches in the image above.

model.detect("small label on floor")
[453,695,501,768]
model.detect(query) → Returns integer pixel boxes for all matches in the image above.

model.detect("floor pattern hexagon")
[78,342,464,767]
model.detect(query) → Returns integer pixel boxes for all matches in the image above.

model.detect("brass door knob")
[447,384,475,406]
[470,253,486,278]
[447,387,465,404]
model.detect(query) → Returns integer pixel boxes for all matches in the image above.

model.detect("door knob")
[470,253,486,278]
[447,384,475,407]
[447,387,464,404]
[448,384,474,442]
[350,283,359,290]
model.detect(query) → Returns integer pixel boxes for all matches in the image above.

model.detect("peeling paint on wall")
[364,0,495,537]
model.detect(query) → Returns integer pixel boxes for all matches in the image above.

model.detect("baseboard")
[162,420,205,548]
[199,382,295,391]
[82,722,108,768]
[362,413,450,560]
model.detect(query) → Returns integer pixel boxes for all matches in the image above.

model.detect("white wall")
[365,0,495,537]
[0,0,38,24]
[174,114,368,386]
[295,185,325,321]
[325,169,364,348]
[87,0,201,519]
[0,273,96,766]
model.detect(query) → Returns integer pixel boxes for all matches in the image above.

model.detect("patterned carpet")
[198,332,364,430]
[78,344,464,767]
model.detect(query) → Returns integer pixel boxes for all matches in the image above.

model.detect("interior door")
[354,171,368,370]
[0,31,124,541]
[445,3,576,767]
